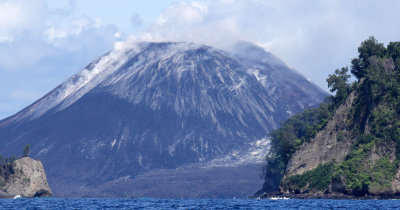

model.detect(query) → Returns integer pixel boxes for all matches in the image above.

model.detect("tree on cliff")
[351,36,386,80]
[23,145,30,158]
[326,67,351,105]
[261,36,400,196]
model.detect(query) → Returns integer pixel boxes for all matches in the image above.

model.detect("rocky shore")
[259,192,400,200]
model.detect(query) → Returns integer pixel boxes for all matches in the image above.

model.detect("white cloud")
[0,0,119,119]
[130,0,400,92]
[156,2,206,25]
[0,0,46,43]
[0,0,118,71]
[1,0,400,120]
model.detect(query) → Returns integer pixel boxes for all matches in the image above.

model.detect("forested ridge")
[261,37,400,196]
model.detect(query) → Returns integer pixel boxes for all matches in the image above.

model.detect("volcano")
[0,41,326,198]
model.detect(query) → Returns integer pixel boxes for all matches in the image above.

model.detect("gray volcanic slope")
[0,41,327,198]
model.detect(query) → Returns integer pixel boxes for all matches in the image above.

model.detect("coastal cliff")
[259,37,400,198]
[0,157,52,198]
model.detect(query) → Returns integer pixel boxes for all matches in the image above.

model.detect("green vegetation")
[326,67,352,106]
[333,141,397,195]
[369,157,397,193]
[23,144,30,158]
[0,154,17,167]
[263,102,333,190]
[1,144,32,184]
[265,36,400,195]
[0,154,17,186]
[269,104,332,164]
[333,136,377,195]
[284,163,334,192]
[351,37,386,80]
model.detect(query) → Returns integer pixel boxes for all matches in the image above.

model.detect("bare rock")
[391,169,400,193]
[284,91,357,177]
[0,157,52,198]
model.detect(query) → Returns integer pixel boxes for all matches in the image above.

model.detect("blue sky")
[0,0,400,119]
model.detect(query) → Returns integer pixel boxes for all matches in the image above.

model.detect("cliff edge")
[0,157,52,198]
[284,91,356,178]
[258,37,400,198]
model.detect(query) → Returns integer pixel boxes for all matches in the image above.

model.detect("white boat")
[269,197,289,200]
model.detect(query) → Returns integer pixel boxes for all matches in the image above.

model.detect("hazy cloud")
[0,0,46,42]
[1,0,400,119]
[131,0,400,92]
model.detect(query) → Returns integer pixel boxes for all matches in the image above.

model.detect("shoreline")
[258,192,400,200]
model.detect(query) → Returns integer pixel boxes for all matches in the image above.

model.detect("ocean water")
[1,198,400,209]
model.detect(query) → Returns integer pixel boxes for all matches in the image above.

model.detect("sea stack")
[0,157,52,198]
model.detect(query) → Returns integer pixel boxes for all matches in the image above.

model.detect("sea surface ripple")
[1,198,400,209]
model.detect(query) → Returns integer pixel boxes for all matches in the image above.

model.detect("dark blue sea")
[1,198,400,209]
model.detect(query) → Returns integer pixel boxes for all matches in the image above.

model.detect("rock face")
[267,60,400,198]
[0,41,326,198]
[284,91,356,177]
[257,38,400,199]
[277,88,399,197]
[0,157,52,198]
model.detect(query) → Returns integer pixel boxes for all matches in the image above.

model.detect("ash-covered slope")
[0,42,326,198]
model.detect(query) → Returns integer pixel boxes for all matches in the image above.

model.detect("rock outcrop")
[0,157,52,198]
[284,91,356,177]
[259,37,400,198]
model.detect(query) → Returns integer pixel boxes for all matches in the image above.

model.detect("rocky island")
[258,37,400,199]
[0,156,52,198]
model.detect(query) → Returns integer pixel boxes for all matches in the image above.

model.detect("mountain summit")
[0,41,326,198]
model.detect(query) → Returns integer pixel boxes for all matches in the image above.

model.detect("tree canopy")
[326,67,351,105]
[23,144,30,158]
[264,36,400,194]
[351,36,386,80]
